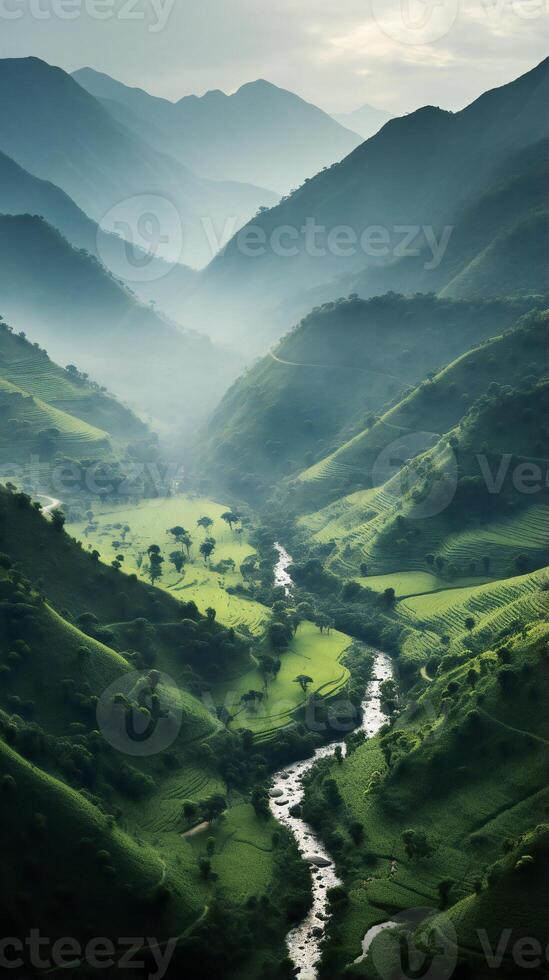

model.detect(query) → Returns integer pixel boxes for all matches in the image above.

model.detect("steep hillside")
[0,215,242,431]
[73,68,362,196]
[0,57,276,268]
[195,296,535,498]
[184,57,549,347]
[292,310,549,513]
[302,622,549,978]
[300,380,549,585]
[0,149,197,318]
[0,487,307,975]
[0,317,146,442]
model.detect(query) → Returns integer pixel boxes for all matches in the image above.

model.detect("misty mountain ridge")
[0,56,276,268]
[333,102,394,140]
[72,66,363,195]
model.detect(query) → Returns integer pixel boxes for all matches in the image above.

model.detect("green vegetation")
[196,295,533,499]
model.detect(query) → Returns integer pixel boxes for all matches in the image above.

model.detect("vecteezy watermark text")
[0,0,174,32]
[0,932,177,978]
[205,218,454,269]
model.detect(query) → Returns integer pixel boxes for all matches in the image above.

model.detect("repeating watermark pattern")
[370,907,458,980]
[0,0,175,31]
[97,195,183,282]
[0,932,177,977]
[372,432,459,520]
[371,0,460,45]
[3,458,186,499]
[370,0,549,46]
[97,670,183,756]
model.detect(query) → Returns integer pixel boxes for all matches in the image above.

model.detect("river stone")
[304,854,332,867]
[269,789,284,798]
[274,799,288,806]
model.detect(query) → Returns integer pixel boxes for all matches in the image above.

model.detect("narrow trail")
[479,708,549,746]
[268,351,405,383]
[35,494,62,515]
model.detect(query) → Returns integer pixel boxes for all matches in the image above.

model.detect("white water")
[274,541,294,594]
[268,544,394,978]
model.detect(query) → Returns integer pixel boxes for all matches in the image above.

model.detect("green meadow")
[69,496,269,635]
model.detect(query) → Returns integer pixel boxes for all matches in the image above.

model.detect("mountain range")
[73,67,363,196]
[181,56,549,349]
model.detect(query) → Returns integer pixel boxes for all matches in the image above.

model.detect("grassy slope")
[68,496,269,636]
[302,623,549,976]
[0,376,110,463]
[293,310,549,514]
[196,296,529,497]
[0,492,296,971]
[67,496,353,744]
[0,318,146,442]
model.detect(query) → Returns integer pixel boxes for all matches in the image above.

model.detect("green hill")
[196,295,532,499]
[0,214,243,432]
[0,487,310,976]
[291,310,549,513]
[301,621,549,978]
[184,58,549,349]
[0,317,146,442]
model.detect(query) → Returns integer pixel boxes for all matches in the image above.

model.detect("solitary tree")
[200,539,216,566]
[197,516,214,535]
[294,674,314,694]
[221,511,239,533]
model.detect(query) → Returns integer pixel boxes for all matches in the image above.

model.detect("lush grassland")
[357,571,491,598]
[213,621,351,740]
[302,623,549,976]
[0,319,146,442]
[68,496,269,635]
[292,311,549,515]
[0,376,110,461]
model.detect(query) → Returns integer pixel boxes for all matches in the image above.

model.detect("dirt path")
[269,351,404,383]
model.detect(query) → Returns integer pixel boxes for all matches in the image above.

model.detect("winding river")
[270,543,394,979]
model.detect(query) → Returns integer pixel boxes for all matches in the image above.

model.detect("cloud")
[0,0,546,114]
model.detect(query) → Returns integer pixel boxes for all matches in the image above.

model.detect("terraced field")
[358,571,491,598]
[0,376,109,458]
[69,496,269,635]
[438,505,549,576]
[397,567,549,665]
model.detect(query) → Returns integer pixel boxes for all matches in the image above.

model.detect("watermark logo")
[97,670,182,756]
[0,0,175,32]
[97,195,183,282]
[371,907,458,980]
[371,0,459,45]
[372,432,458,520]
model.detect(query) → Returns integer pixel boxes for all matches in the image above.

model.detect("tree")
[199,794,227,824]
[199,539,216,566]
[147,545,164,585]
[251,786,270,819]
[467,668,479,689]
[182,800,197,827]
[240,690,264,709]
[206,836,216,857]
[294,674,313,694]
[169,551,186,574]
[465,616,476,633]
[349,821,364,845]
[169,526,187,544]
[51,509,65,531]
[402,829,433,861]
[221,511,239,533]
[438,878,455,910]
[197,516,214,535]
[383,587,396,606]
[181,532,193,557]
[206,607,217,624]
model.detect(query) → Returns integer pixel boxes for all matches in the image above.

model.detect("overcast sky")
[0,0,547,113]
